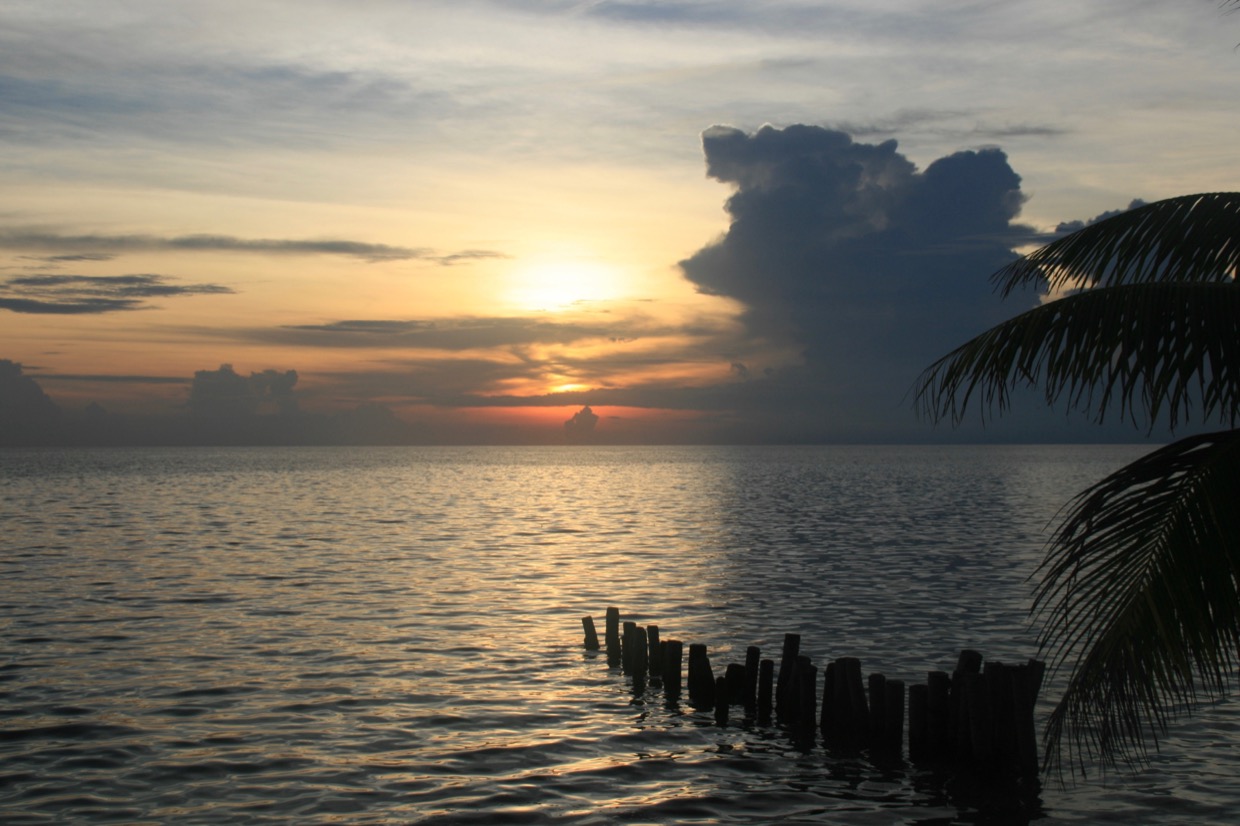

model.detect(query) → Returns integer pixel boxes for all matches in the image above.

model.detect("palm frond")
[996,193,1240,296]
[1034,429,1240,775]
[914,280,1240,431]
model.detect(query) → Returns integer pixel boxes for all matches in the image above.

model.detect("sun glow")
[504,255,626,312]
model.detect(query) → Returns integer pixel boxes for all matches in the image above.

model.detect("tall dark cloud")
[679,124,1042,439]
[0,359,61,444]
[563,405,600,442]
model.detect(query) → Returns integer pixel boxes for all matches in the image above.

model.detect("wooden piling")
[582,616,600,650]
[960,670,991,762]
[868,673,887,746]
[605,607,621,668]
[985,662,1015,765]
[883,679,905,755]
[744,646,760,711]
[775,633,801,718]
[795,657,817,733]
[926,670,951,761]
[622,621,637,674]
[951,649,983,760]
[688,643,716,709]
[1013,659,1045,775]
[725,662,747,705]
[633,625,649,687]
[837,657,869,746]
[587,614,1044,778]
[779,654,802,725]
[758,658,774,723]
[908,683,928,761]
[820,660,837,741]
[664,639,683,702]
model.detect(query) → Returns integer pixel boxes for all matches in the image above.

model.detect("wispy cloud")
[0,231,508,264]
[0,273,234,314]
[259,316,661,350]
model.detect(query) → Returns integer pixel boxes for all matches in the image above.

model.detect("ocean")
[2,444,1238,824]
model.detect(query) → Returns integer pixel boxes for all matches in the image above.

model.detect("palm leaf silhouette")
[914,192,1240,772]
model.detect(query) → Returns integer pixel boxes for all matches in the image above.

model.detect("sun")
[504,255,625,312]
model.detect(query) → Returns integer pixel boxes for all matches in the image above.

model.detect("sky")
[3,0,1239,445]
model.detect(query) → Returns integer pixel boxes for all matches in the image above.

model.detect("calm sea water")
[2,445,1238,824]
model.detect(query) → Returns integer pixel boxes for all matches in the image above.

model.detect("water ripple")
[1,445,1238,824]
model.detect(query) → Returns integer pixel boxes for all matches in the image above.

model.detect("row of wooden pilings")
[582,607,1046,776]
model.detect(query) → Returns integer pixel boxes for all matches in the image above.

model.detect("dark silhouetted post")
[952,649,983,760]
[714,676,729,725]
[820,660,837,741]
[647,625,662,678]
[605,607,621,668]
[986,662,1015,766]
[632,625,649,692]
[883,679,905,754]
[622,621,637,674]
[1014,659,1046,775]
[836,657,869,746]
[795,656,817,736]
[908,683,928,761]
[725,662,746,705]
[927,670,951,761]
[744,646,760,711]
[868,673,887,747]
[582,616,599,650]
[664,639,683,702]
[775,633,800,718]
[688,643,716,709]
[758,658,774,723]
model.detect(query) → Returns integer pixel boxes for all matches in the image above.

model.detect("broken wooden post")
[714,676,729,725]
[688,643,716,709]
[582,616,599,650]
[647,625,662,678]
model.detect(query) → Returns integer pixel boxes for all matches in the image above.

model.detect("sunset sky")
[4,0,1239,444]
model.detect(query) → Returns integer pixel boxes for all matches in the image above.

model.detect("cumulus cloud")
[678,123,1042,437]
[188,364,298,417]
[0,273,233,314]
[0,359,61,444]
[1052,198,1147,235]
[564,405,599,439]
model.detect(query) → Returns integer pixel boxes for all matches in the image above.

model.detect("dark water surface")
[2,445,1238,824]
